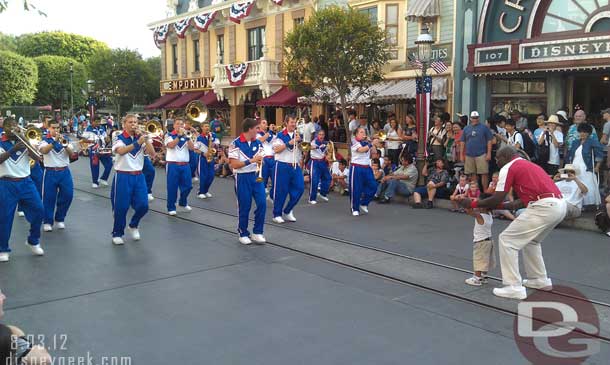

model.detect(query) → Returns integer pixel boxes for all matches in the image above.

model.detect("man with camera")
[554,164,587,219]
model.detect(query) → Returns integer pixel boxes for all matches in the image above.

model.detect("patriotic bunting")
[416,76,432,157]
[407,54,423,70]
[270,0,283,5]
[192,11,217,32]
[174,18,191,38]
[154,24,170,48]
[229,0,256,23]
[226,63,250,86]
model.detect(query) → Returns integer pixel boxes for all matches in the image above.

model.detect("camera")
[560,173,568,179]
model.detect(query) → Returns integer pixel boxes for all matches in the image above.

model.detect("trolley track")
[73,184,610,343]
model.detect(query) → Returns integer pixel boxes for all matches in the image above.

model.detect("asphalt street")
[0,159,608,364]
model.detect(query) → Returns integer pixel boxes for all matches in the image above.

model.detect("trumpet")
[3,120,43,160]
[59,136,70,148]
[326,140,337,163]
[255,149,264,183]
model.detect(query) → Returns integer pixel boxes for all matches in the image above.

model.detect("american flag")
[416,76,432,157]
[431,58,448,74]
[407,54,423,70]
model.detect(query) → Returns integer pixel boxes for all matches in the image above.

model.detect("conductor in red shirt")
[460,145,567,299]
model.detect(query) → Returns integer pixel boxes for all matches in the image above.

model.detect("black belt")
[0,176,28,181]
[474,237,492,244]
[45,167,67,171]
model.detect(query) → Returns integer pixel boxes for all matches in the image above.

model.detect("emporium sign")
[520,36,610,64]
[160,77,214,93]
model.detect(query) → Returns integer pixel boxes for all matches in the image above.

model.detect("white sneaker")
[181,205,192,212]
[0,253,9,262]
[205,193,212,198]
[465,276,486,286]
[319,195,329,202]
[265,188,269,194]
[99,179,109,186]
[43,224,53,232]
[148,194,154,201]
[283,211,296,222]
[272,216,285,224]
[197,194,207,199]
[523,278,553,291]
[56,222,65,230]
[193,176,199,182]
[266,195,273,202]
[360,205,369,214]
[92,183,99,189]
[308,200,317,205]
[168,211,177,216]
[112,237,124,245]
[27,242,44,256]
[251,234,266,243]
[493,285,527,300]
[17,211,25,217]
[239,236,252,245]
[352,211,360,216]
[128,227,141,241]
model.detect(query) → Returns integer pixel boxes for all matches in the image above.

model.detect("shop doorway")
[572,72,610,122]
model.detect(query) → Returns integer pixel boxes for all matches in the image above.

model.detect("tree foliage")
[16,31,108,63]
[284,6,389,123]
[0,32,18,52]
[0,50,38,106]
[33,55,87,109]
[88,49,160,116]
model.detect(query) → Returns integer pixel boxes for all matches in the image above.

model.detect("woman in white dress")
[566,123,604,206]
[385,118,402,166]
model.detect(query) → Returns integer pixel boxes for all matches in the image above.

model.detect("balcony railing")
[213,57,283,99]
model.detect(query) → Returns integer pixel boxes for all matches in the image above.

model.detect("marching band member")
[194,122,219,199]
[256,119,275,196]
[83,118,112,188]
[38,122,74,232]
[143,152,156,201]
[17,125,44,218]
[184,119,199,181]
[271,115,304,223]
[228,118,266,245]
[164,117,194,215]
[308,130,331,204]
[110,114,155,245]
[350,127,378,216]
[0,120,45,261]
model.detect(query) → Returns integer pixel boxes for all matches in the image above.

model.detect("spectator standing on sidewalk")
[460,111,493,190]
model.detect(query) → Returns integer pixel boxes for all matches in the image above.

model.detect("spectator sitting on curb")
[0,289,52,364]
[371,158,384,183]
[467,180,481,201]
[375,154,418,204]
[554,164,587,219]
[412,158,450,209]
[331,159,349,195]
[450,174,469,212]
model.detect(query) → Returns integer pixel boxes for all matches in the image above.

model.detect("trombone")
[3,120,43,160]
[326,140,337,163]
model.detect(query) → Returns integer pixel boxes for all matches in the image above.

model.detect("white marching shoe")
[197,194,207,199]
[26,242,44,256]
[91,183,99,189]
[56,222,65,230]
[352,211,360,216]
[360,205,369,214]
[112,237,124,245]
[205,193,212,198]
[308,200,317,205]
[272,216,285,224]
[239,236,252,245]
[0,253,9,262]
[180,205,192,212]
[192,176,199,182]
[128,227,141,241]
[319,195,329,202]
[17,211,25,217]
[148,194,154,201]
[168,211,177,216]
[523,278,553,291]
[492,285,527,300]
[43,224,53,232]
[283,211,296,222]
[99,179,109,187]
[251,234,266,244]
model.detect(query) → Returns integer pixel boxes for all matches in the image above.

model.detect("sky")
[0,0,168,58]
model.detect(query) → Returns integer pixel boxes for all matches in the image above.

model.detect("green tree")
[0,32,18,52]
[284,6,389,135]
[0,50,38,106]
[16,31,108,63]
[143,56,161,104]
[33,55,87,109]
[88,48,157,117]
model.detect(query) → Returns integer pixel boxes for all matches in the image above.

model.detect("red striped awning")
[199,90,229,109]
[164,91,207,109]
[144,93,181,110]
[256,86,301,107]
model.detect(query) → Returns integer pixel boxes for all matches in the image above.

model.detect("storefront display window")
[491,79,547,117]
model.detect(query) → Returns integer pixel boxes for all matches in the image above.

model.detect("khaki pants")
[473,239,496,272]
[498,198,567,286]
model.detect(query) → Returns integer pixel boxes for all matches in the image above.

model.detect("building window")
[217,35,224,64]
[198,0,212,7]
[491,79,547,116]
[385,4,398,59]
[193,40,200,72]
[248,26,266,61]
[176,0,189,15]
[172,44,178,75]
[359,6,377,25]
[294,17,304,27]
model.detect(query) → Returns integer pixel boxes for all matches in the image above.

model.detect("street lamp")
[413,24,434,184]
[86,79,97,123]
[69,62,74,119]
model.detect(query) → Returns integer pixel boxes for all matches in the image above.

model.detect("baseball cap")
[556,110,568,120]
[470,111,480,118]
